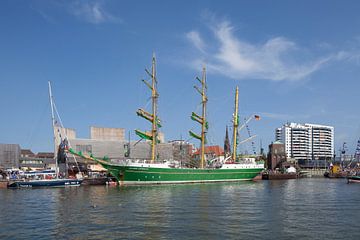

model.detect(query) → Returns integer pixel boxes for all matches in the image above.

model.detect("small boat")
[262,166,298,180]
[324,163,348,178]
[347,175,360,183]
[8,82,82,188]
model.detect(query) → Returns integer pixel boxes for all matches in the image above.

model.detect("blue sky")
[1,0,360,156]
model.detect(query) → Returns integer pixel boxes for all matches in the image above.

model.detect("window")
[76,145,92,153]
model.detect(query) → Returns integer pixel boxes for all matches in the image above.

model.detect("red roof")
[193,145,224,156]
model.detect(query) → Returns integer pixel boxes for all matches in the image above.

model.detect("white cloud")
[186,31,206,53]
[70,1,121,24]
[186,20,339,81]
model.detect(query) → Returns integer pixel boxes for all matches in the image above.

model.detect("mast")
[135,54,161,163]
[189,67,208,168]
[200,67,207,168]
[150,54,157,162]
[232,86,239,161]
[48,81,58,178]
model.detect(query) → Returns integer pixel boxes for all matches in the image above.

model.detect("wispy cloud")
[258,112,310,121]
[30,5,56,24]
[69,1,121,24]
[186,18,358,81]
[186,31,206,53]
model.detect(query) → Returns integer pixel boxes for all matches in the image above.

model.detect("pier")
[300,168,326,178]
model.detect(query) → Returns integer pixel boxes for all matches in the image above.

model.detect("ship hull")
[7,179,82,188]
[347,176,360,183]
[262,172,297,180]
[101,163,263,185]
[81,177,109,185]
[324,171,348,178]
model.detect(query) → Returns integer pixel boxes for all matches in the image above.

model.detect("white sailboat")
[8,82,82,188]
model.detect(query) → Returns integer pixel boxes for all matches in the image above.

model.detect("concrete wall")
[0,144,20,169]
[90,127,125,141]
[69,139,125,159]
[63,128,76,140]
[54,127,77,146]
[67,138,193,163]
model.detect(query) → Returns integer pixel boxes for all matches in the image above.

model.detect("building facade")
[19,149,54,170]
[267,141,286,170]
[64,127,193,164]
[275,128,282,142]
[275,123,334,165]
[0,144,20,169]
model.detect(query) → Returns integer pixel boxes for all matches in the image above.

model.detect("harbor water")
[1,178,359,239]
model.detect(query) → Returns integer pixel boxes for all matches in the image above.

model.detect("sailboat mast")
[48,81,58,178]
[200,67,207,168]
[232,86,239,161]
[151,54,158,162]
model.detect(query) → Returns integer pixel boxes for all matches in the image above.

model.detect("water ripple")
[1,179,360,239]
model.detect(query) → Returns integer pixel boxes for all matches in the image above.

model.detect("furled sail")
[136,108,162,128]
[189,130,201,140]
[135,129,160,143]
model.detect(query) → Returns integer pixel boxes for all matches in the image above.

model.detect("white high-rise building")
[275,123,334,163]
[275,128,282,142]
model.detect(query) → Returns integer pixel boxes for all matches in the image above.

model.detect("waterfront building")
[267,141,286,170]
[193,145,225,162]
[20,149,35,158]
[168,140,195,164]
[275,123,334,166]
[63,127,193,164]
[275,128,282,142]
[19,150,54,170]
[0,144,20,169]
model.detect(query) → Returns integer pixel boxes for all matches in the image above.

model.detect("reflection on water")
[1,179,360,239]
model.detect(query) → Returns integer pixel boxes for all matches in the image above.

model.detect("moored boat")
[8,82,83,189]
[66,151,263,185]
[324,163,349,178]
[347,175,360,183]
[67,56,264,185]
[7,179,82,188]
[262,172,297,180]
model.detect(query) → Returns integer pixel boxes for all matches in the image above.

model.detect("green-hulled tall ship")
[67,55,264,185]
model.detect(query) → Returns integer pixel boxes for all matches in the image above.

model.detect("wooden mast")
[232,86,239,161]
[189,67,208,168]
[200,67,207,168]
[150,54,158,163]
[135,54,161,163]
[189,67,207,168]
